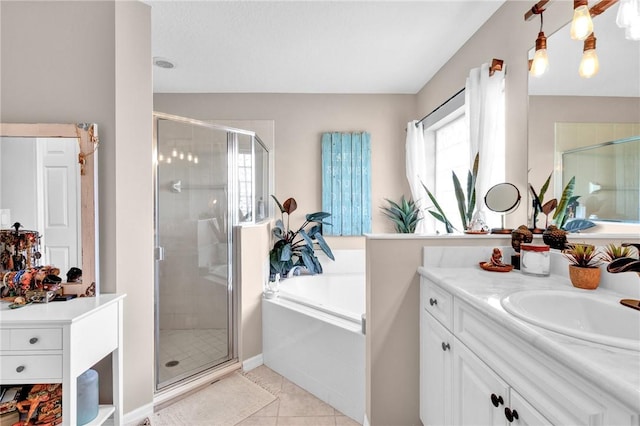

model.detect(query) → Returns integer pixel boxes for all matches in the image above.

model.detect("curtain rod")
[415,58,504,127]
[415,87,464,127]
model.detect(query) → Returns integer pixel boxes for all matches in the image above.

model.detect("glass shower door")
[154,117,233,390]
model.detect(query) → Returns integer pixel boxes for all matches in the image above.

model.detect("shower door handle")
[155,246,165,261]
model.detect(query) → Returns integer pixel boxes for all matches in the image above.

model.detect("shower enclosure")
[153,112,269,391]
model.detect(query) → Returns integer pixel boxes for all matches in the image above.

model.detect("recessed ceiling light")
[153,57,175,69]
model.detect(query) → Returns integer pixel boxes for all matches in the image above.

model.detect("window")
[432,112,470,232]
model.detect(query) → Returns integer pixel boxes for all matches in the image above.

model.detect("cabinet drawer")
[0,328,62,351]
[0,355,62,381]
[421,278,453,331]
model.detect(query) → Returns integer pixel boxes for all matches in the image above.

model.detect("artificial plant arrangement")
[269,195,334,280]
[563,243,603,289]
[421,153,479,233]
[534,175,596,233]
[602,243,636,262]
[380,196,422,233]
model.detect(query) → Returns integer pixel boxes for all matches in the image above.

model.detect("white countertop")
[0,293,125,324]
[418,266,640,413]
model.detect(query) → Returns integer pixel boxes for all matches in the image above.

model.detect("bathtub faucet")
[287,266,304,278]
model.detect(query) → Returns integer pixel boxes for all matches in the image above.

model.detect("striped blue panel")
[341,133,352,236]
[321,131,371,236]
[361,132,372,233]
[351,133,362,235]
[321,133,333,234]
[330,132,342,236]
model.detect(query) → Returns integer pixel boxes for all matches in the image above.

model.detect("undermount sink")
[501,290,640,351]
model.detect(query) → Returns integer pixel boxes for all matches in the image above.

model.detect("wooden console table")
[0,294,125,425]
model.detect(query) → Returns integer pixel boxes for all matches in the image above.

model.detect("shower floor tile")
[158,328,228,384]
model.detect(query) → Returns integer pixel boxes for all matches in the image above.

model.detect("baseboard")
[242,353,263,372]
[123,402,154,426]
[363,413,370,426]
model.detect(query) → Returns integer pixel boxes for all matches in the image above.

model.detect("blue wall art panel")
[321,132,371,236]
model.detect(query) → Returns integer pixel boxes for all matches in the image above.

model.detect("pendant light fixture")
[571,0,595,40]
[579,33,600,77]
[530,9,549,77]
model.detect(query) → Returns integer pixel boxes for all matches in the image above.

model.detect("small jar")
[520,244,550,276]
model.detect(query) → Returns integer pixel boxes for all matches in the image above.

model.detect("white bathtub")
[262,271,365,424]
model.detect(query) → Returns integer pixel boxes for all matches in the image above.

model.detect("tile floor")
[237,365,362,426]
[158,328,229,383]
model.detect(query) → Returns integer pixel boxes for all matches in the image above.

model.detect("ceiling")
[148,1,505,94]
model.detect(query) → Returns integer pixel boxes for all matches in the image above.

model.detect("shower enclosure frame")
[152,112,268,392]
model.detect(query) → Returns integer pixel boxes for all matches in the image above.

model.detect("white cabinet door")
[453,340,509,426]
[421,312,453,426]
[509,389,552,426]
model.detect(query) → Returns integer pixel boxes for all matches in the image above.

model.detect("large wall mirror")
[0,123,98,295]
[528,9,640,228]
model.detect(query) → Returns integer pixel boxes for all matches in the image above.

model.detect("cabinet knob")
[505,407,519,422]
[429,298,438,306]
[29,337,38,344]
[490,393,504,407]
[441,342,450,351]
[16,365,25,373]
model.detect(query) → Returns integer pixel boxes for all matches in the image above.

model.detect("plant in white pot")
[563,243,603,290]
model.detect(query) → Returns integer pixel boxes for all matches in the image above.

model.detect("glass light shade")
[179,152,184,160]
[626,20,640,40]
[172,148,177,157]
[530,49,549,77]
[579,49,599,78]
[158,153,164,162]
[617,0,634,27]
[570,5,594,40]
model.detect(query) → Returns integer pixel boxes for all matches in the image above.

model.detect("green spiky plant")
[421,184,455,233]
[381,196,422,233]
[421,152,479,233]
[602,243,636,262]
[563,243,602,268]
[269,195,334,279]
[553,176,577,229]
[453,152,479,231]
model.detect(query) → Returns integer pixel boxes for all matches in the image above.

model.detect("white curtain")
[405,120,430,233]
[465,63,506,228]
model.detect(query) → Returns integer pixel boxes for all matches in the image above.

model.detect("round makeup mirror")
[485,183,521,234]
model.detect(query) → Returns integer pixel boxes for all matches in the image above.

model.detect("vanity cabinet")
[0,294,125,425]
[420,276,637,426]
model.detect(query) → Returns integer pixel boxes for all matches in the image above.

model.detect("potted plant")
[380,196,422,233]
[602,243,636,262]
[528,172,551,233]
[422,152,479,233]
[563,243,602,289]
[269,195,334,280]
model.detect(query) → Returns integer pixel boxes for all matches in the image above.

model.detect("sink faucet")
[287,266,304,278]
[606,243,640,311]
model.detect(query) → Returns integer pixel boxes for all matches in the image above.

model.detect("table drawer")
[0,354,62,381]
[0,328,62,351]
